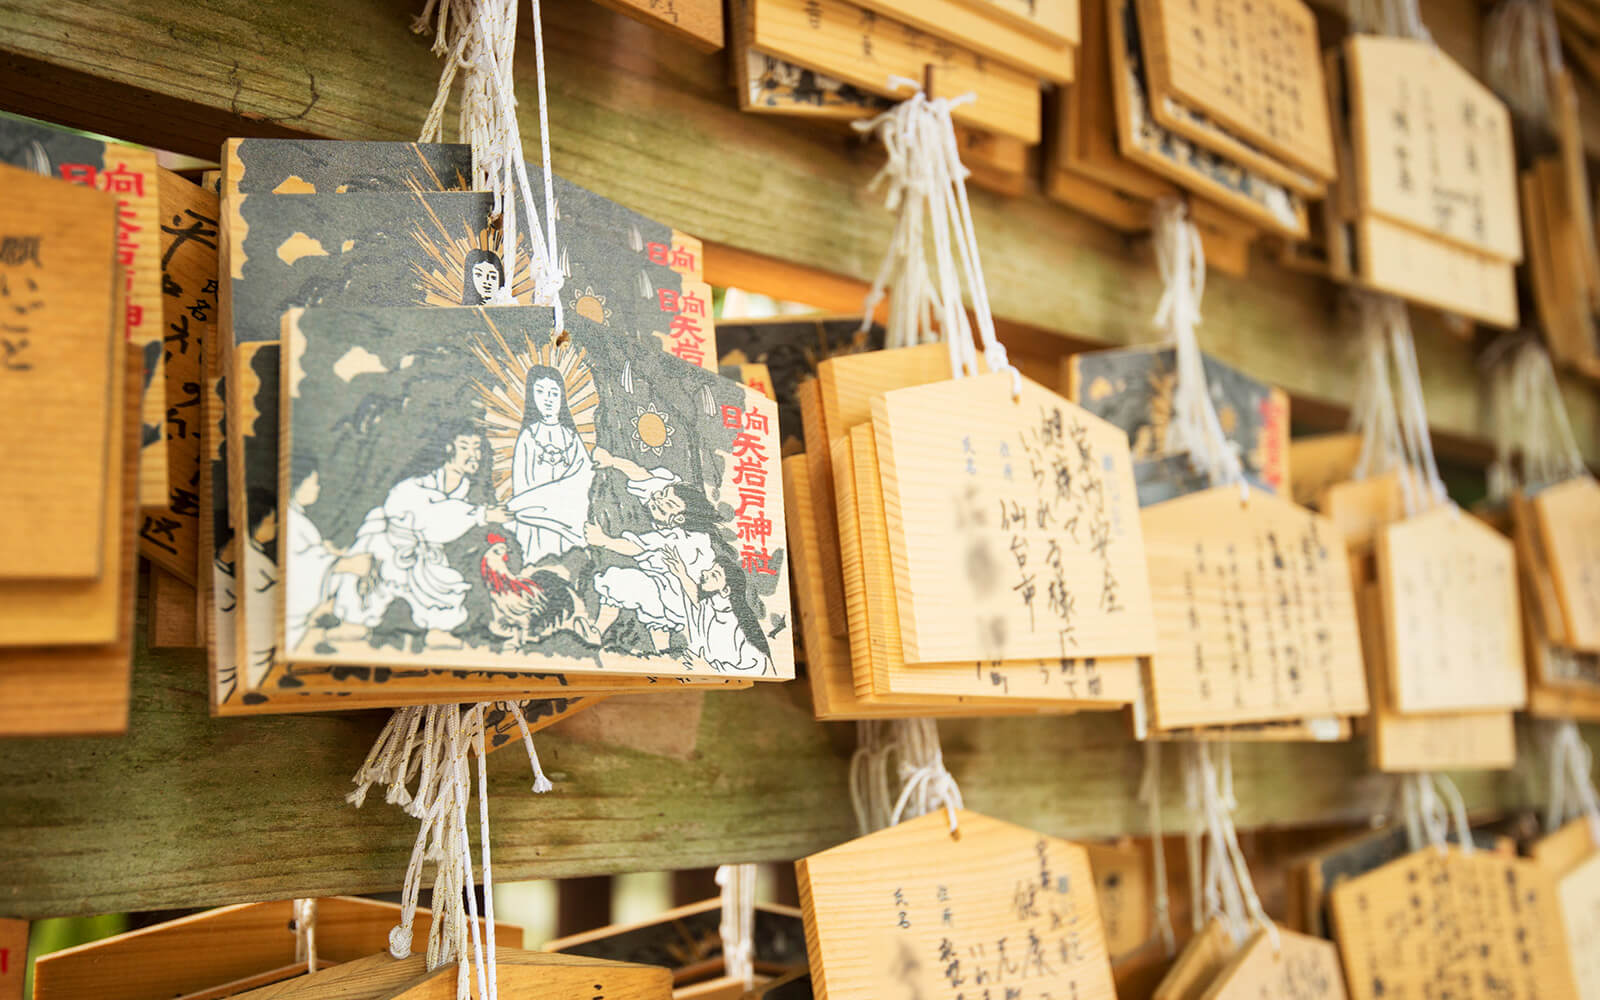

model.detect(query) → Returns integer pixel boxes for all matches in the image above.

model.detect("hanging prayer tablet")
[1151,917,1232,1000]
[0,161,118,581]
[1343,35,1521,263]
[1199,925,1347,1000]
[797,810,1117,1000]
[871,372,1155,666]
[1330,848,1577,1000]
[1066,345,1290,505]
[1140,487,1368,729]
[1557,851,1600,996]
[1106,0,1308,239]
[0,111,166,508]
[958,0,1077,45]
[1376,505,1525,713]
[283,305,792,680]
[1135,0,1334,182]
[750,0,1046,143]
[844,421,1142,705]
[1532,476,1600,651]
[1533,818,1598,880]
[140,169,217,585]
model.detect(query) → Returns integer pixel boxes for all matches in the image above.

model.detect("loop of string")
[350,702,553,1000]
[1136,741,1177,957]
[1346,0,1432,41]
[1180,743,1277,951]
[414,0,565,327]
[292,898,318,974]
[852,720,964,835]
[1484,0,1562,126]
[1151,200,1247,497]
[855,83,1021,395]
[1397,772,1474,854]
[716,864,758,989]
[1542,720,1600,846]
[1349,294,1447,516]
[1482,336,1587,498]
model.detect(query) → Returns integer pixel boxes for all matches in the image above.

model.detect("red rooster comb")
[486,532,508,546]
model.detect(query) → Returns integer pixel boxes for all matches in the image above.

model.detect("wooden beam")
[0,593,1583,920]
[1,0,1597,464]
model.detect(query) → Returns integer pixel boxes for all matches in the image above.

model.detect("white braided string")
[1543,720,1600,846]
[1182,743,1277,951]
[292,898,318,974]
[855,83,1020,394]
[1346,0,1432,40]
[716,863,758,989]
[1136,741,1177,956]
[1484,0,1562,124]
[1151,199,1246,495]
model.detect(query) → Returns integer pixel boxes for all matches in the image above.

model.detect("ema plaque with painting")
[282,305,791,680]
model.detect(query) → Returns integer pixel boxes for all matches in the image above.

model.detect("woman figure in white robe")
[662,548,773,674]
[283,455,374,653]
[508,365,593,565]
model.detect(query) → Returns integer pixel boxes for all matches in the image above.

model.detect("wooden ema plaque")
[139,169,217,585]
[1559,851,1600,999]
[0,161,118,581]
[1358,580,1514,773]
[1199,925,1347,1000]
[1344,35,1521,264]
[797,810,1117,1000]
[1331,847,1578,1000]
[750,0,1044,143]
[1084,840,1153,961]
[1106,0,1309,239]
[1533,477,1600,652]
[1135,0,1334,182]
[1152,918,1233,1000]
[872,372,1156,667]
[1376,506,1525,713]
[785,456,1034,719]
[1139,486,1369,729]
[847,0,1075,84]
[844,422,1141,705]
[1533,818,1598,880]
[955,0,1078,46]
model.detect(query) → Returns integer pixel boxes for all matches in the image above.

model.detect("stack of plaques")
[1324,35,1522,328]
[207,138,793,727]
[0,153,140,736]
[1512,474,1600,720]
[1046,0,1333,275]
[786,341,1157,719]
[727,0,1072,195]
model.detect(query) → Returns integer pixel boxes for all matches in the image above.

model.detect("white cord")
[1544,720,1600,846]
[716,864,758,989]
[855,85,1021,395]
[1151,200,1247,496]
[1136,742,1177,956]
[1181,743,1276,950]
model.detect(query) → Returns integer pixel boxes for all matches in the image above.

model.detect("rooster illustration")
[479,533,601,649]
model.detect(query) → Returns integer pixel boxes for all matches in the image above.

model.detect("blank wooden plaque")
[1140,486,1369,729]
[848,0,1076,83]
[1533,476,1600,652]
[872,372,1156,666]
[1345,35,1522,263]
[1376,506,1525,713]
[0,162,118,580]
[798,810,1117,1000]
[1137,0,1334,181]
[1353,213,1518,330]
[751,0,1044,143]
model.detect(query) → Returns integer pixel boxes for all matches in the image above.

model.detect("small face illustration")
[447,434,482,477]
[252,510,278,548]
[472,260,502,301]
[699,562,726,595]
[531,377,563,424]
[647,485,686,526]
[292,469,321,508]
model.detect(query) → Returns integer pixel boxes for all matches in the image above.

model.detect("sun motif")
[469,317,598,499]
[571,284,611,325]
[632,403,674,456]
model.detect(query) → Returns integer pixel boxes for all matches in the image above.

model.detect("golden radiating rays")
[469,314,599,499]
[402,180,538,306]
[631,402,674,456]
